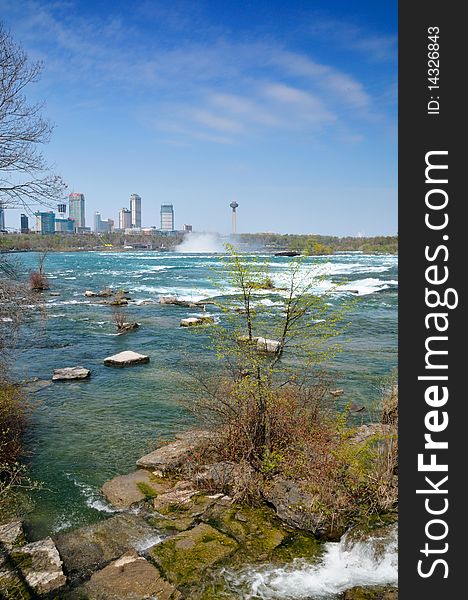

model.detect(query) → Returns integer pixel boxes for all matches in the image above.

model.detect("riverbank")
[1,424,398,599]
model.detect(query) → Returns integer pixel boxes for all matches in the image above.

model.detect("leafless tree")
[0,22,66,211]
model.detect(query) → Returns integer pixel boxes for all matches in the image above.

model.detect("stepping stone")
[104,351,149,367]
[52,366,91,381]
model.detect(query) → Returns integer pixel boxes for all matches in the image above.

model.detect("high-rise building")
[94,211,102,233]
[0,205,5,231]
[130,194,141,228]
[55,218,75,233]
[119,208,132,230]
[160,204,174,231]
[20,214,29,233]
[69,193,85,230]
[35,211,56,235]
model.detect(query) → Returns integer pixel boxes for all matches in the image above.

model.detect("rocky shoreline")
[0,429,397,599]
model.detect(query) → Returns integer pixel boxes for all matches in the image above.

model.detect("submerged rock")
[78,549,181,600]
[149,523,238,587]
[102,470,173,509]
[54,513,160,582]
[52,366,91,381]
[104,350,150,367]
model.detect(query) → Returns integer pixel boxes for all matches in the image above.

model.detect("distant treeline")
[238,233,398,254]
[0,232,398,254]
[0,232,184,252]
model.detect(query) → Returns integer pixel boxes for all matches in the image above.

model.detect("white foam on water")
[68,475,119,514]
[226,525,397,599]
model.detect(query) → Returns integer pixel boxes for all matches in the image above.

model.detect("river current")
[10,250,397,545]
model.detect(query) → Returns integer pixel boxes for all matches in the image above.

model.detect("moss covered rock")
[341,585,398,599]
[101,470,173,509]
[149,523,238,587]
[201,499,289,561]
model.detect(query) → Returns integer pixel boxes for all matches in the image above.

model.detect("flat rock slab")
[79,550,181,600]
[136,431,210,473]
[0,520,25,550]
[52,366,91,381]
[149,523,238,587]
[102,470,173,509]
[54,513,161,581]
[5,537,66,595]
[104,351,150,367]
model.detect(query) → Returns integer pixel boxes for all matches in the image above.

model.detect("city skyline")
[0,0,397,235]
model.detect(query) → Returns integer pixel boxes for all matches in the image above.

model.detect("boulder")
[85,290,97,297]
[98,289,114,298]
[52,366,91,381]
[330,388,344,397]
[110,298,129,306]
[102,470,173,509]
[149,523,238,587]
[350,403,366,413]
[180,316,214,327]
[238,335,282,353]
[5,537,66,595]
[256,336,281,353]
[79,549,181,600]
[104,351,149,367]
[117,322,140,333]
[160,296,200,308]
[54,513,160,582]
[0,520,25,550]
[152,482,200,514]
[265,478,344,540]
[136,430,210,473]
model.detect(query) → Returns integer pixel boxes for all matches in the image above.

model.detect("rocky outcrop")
[53,513,160,582]
[136,430,210,474]
[180,316,214,327]
[149,523,238,587]
[265,477,345,540]
[0,520,25,550]
[52,366,91,381]
[104,350,150,367]
[1,537,66,596]
[101,470,173,509]
[78,549,181,600]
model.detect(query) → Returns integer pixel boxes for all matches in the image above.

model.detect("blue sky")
[1,0,397,235]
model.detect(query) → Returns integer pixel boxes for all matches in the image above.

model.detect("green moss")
[10,550,33,570]
[0,572,33,599]
[149,523,238,587]
[201,503,288,561]
[136,482,158,500]
[271,532,323,563]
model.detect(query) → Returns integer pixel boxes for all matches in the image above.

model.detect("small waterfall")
[224,524,397,599]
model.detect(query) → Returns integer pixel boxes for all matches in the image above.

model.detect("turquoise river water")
[9,250,397,541]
